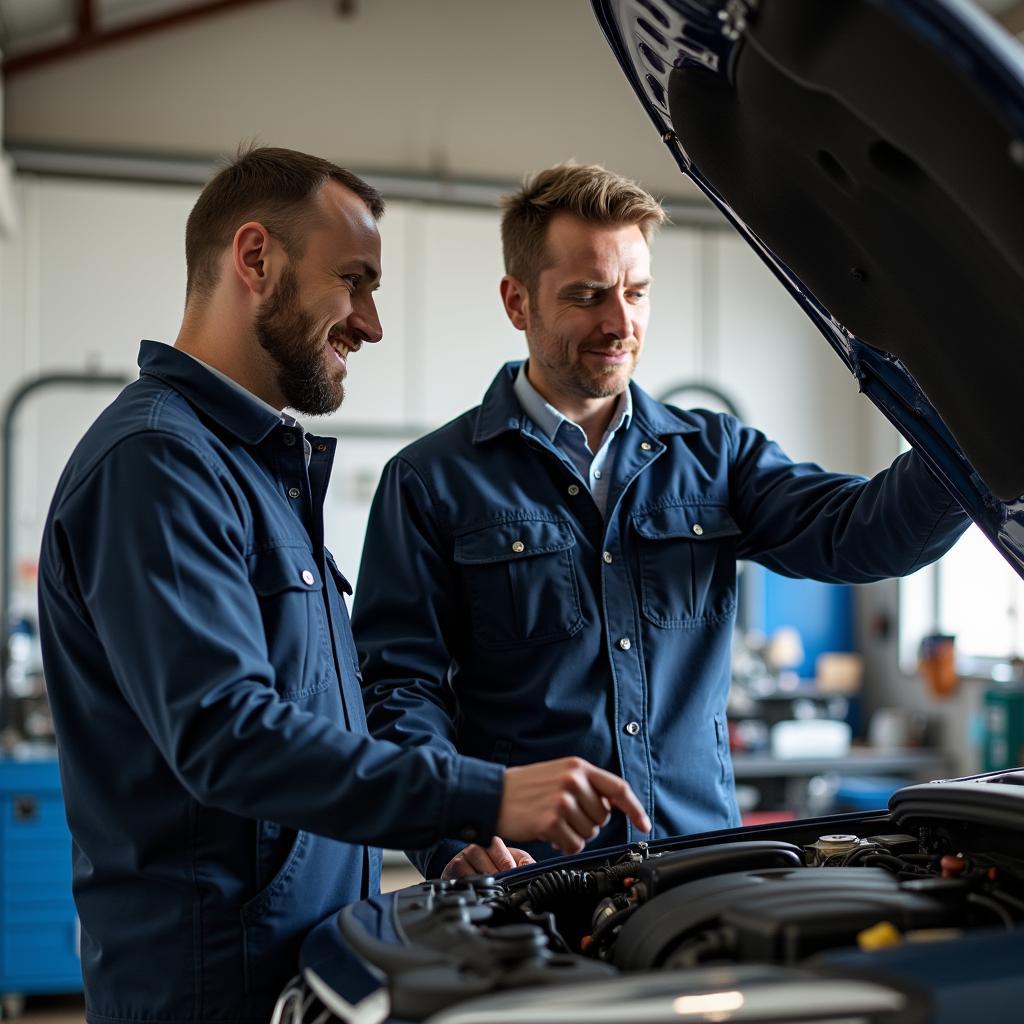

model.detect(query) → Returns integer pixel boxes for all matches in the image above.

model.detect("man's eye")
[628,290,648,302]
[342,274,361,290]
[572,293,598,304]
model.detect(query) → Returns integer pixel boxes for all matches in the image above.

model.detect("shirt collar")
[136,340,283,446]
[512,361,632,446]
[180,349,298,422]
[473,361,700,444]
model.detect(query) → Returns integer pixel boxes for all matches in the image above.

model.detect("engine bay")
[336,773,1024,1021]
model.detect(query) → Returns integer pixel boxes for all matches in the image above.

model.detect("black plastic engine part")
[633,839,804,899]
[614,867,951,971]
[512,869,597,911]
[891,776,1024,832]
[356,894,617,1022]
[868,834,919,856]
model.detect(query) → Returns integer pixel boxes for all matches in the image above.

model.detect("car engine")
[330,773,1024,1022]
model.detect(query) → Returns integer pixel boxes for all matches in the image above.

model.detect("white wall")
[0,172,871,601]
[0,0,876,598]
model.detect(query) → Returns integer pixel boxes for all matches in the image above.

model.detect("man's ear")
[231,221,282,298]
[500,275,530,332]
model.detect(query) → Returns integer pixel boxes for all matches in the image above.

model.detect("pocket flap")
[454,519,576,565]
[248,546,323,595]
[633,504,740,542]
[324,551,353,595]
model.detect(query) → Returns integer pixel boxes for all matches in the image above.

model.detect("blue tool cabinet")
[0,755,82,998]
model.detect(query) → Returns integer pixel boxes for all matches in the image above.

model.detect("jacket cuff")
[406,840,466,881]
[440,754,505,851]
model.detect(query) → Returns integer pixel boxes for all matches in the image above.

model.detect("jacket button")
[458,824,479,843]
[603,551,613,564]
[692,523,704,536]
[301,570,315,585]
[567,484,580,496]
[640,441,653,451]
[624,721,641,736]
[511,540,525,553]
[617,637,631,651]
[282,433,297,446]
[288,486,301,499]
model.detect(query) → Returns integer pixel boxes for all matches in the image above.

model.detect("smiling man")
[352,162,969,882]
[36,149,649,1024]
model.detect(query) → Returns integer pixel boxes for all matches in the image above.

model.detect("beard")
[563,358,630,399]
[529,312,637,400]
[254,265,344,416]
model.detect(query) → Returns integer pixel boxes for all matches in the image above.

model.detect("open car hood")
[591,0,1024,575]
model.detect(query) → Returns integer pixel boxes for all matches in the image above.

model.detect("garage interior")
[0,0,1023,1018]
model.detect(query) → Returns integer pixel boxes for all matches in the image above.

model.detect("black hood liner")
[668,0,1024,500]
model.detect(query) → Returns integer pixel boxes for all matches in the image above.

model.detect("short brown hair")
[184,145,384,302]
[500,163,665,290]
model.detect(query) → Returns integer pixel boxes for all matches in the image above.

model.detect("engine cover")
[614,867,953,970]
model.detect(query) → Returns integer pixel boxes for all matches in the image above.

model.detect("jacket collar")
[137,340,283,446]
[472,360,701,444]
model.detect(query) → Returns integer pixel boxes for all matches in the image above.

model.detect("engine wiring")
[494,829,1024,967]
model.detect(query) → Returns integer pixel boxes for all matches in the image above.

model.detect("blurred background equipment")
[983,683,1024,771]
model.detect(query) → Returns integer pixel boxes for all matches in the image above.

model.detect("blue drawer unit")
[0,755,82,995]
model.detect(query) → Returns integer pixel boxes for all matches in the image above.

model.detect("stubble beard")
[567,358,633,399]
[254,265,345,416]
[531,312,636,401]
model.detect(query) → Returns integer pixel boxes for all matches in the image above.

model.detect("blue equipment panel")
[0,756,82,994]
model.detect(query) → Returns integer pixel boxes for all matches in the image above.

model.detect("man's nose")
[350,300,383,344]
[600,294,632,340]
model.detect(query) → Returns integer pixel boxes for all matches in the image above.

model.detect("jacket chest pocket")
[632,504,741,628]
[453,518,584,650]
[248,545,331,699]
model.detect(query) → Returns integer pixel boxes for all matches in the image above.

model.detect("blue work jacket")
[37,342,503,1024]
[353,361,968,879]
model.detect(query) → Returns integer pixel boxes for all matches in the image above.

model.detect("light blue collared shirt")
[513,362,632,517]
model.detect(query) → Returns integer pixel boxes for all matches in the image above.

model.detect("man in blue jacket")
[37,148,649,1024]
[351,162,969,882]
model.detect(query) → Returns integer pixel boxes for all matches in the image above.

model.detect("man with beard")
[352,162,969,881]
[36,148,650,1024]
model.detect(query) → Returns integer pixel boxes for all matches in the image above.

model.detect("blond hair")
[500,163,665,290]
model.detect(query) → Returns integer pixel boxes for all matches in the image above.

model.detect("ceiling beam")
[3,0,278,78]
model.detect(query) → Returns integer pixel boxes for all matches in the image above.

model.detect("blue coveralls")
[352,361,969,879]
[37,341,503,1024]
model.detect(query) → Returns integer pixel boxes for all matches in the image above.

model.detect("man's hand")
[497,756,651,855]
[441,837,535,880]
